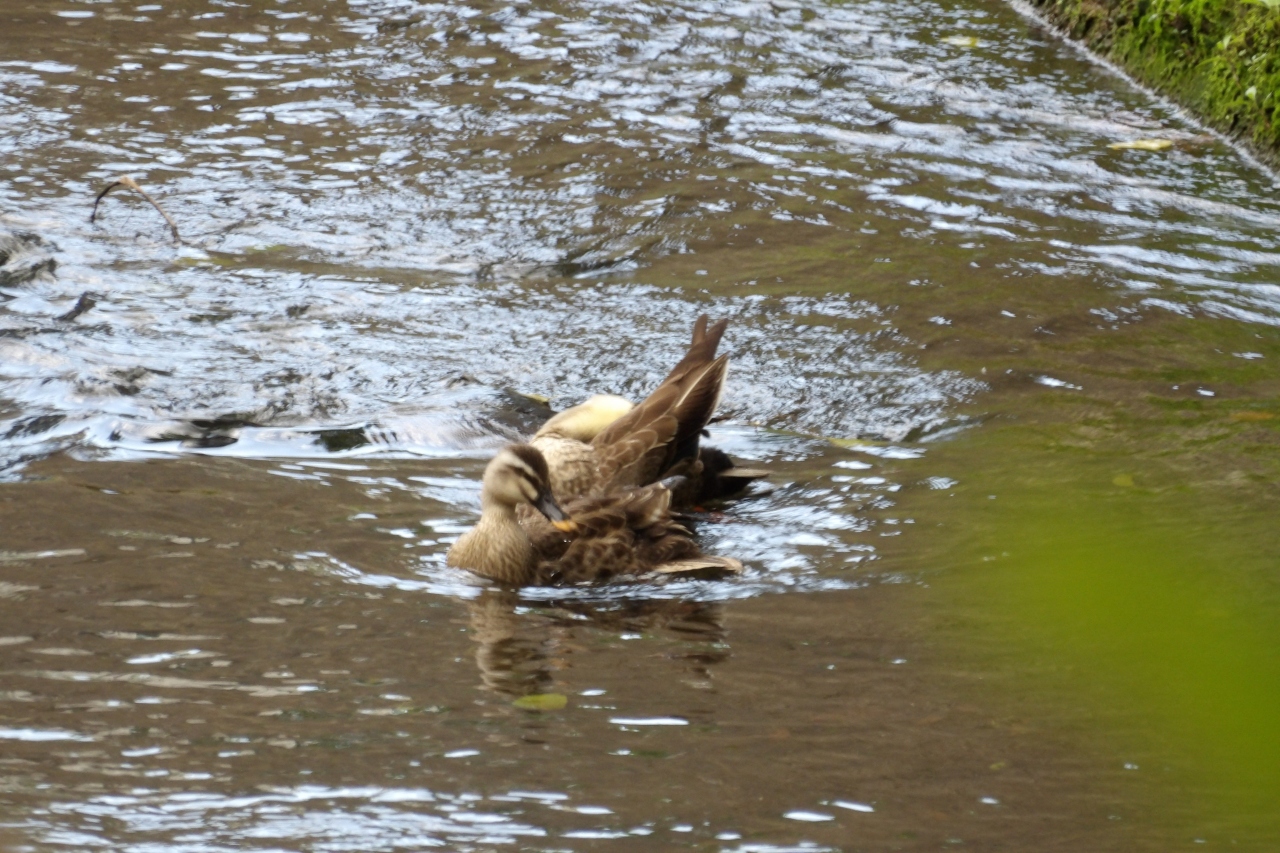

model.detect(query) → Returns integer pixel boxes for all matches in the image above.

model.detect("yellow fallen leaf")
[513,693,567,711]
[942,35,980,48]
[1108,139,1174,151]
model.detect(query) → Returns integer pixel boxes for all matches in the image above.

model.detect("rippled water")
[3,0,1280,849]
[5,0,1278,472]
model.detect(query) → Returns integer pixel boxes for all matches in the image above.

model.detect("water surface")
[1,0,1279,849]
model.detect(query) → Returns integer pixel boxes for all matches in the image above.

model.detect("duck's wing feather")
[664,354,728,472]
[531,315,731,501]
[534,485,708,584]
[591,314,727,454]
[651,556,744,575]
[590,382,682,489]
[592,354,729,491]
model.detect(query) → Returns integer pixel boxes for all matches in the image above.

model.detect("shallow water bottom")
[0,454,1182,852]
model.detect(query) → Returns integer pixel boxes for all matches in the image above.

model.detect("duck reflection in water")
[467,589,730,698]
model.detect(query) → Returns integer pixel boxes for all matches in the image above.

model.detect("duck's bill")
[534,492,576,533]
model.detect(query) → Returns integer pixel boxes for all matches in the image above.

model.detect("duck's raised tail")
[660,314,730,388]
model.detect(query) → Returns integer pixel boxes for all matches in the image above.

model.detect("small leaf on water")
[513,693,568,711]
[942,35,980,48]
[828,437,882,449]
[1107,139,1174,151]
[1112,474,1135,488]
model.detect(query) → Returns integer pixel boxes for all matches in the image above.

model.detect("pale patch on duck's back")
[536,394,634,443]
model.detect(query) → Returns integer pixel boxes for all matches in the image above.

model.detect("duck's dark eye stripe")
[497,453,543,490]
[507,444,550,482]
[505,460,537,483]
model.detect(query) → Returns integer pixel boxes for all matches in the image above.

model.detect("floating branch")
[57,291,98,323]
[90,175,181,243]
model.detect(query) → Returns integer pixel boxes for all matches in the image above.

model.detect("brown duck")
[446,444,742,586]
[532,315,768,506]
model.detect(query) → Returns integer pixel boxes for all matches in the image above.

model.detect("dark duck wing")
[590,351,729,492]
[532,484,741,585]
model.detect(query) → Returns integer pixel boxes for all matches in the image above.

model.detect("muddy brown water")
[2,0,1280,850]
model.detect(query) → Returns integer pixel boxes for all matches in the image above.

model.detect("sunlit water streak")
[23,785,839,852]
[0,276,975,472]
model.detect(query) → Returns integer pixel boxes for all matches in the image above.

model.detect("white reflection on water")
[0,727,94,742]
[33,786,544,851]
[25,785,833,852]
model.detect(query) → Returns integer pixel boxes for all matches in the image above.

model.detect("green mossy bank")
[1027,0,1280,163]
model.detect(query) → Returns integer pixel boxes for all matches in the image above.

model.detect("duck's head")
[482,444,576,531]
[535,394,634,442]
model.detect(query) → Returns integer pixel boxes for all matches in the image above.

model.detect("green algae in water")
[1030,0,1280,160]
[512,693,568,711]
[924,437,1280,841]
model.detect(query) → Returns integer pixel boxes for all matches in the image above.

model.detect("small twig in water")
[57,291,99,323]
[90,175,181,243]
